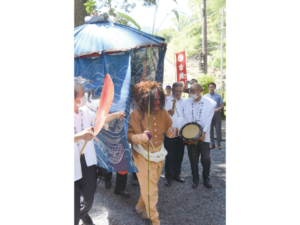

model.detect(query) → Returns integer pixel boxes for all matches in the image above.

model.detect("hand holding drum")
[179,122,203,147]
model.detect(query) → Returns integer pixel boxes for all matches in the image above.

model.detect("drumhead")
[182,124,200,139]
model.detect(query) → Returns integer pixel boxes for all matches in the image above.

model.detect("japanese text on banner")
[176,51,187,84]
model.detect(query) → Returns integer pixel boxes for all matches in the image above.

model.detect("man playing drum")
[164,82,186,187]
[181,83,216,189]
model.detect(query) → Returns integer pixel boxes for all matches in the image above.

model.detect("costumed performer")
[74,81,125,225]
[127,81,178,225]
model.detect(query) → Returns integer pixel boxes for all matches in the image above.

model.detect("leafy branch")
[84,0,98,15]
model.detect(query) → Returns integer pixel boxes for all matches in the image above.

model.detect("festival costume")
[128,109,172,225]
[130,98,139,183]
[181,96,216,185]
[127,81,173,225]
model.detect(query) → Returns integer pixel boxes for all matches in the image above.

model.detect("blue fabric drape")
[74,22,167,173]
[75,52,138,172]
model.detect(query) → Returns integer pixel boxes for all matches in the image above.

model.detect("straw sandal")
[135,206,149,219]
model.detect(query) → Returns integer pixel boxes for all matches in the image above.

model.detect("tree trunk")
[74,0,88,28]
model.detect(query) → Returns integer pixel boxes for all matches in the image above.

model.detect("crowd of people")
[74,79,224,225]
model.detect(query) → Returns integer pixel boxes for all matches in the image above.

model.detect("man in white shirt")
[164,82,186,187]
[181,83,216,189]
[74,82,125,225]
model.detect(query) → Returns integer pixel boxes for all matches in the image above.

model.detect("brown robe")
[128,108,172,225]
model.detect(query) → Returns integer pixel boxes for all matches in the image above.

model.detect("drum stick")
[149,140,155,149]
[172,99,176,111]
[80,141,88,155]
[80,128,94,155]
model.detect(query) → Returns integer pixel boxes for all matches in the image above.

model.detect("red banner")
[176,51,187,84]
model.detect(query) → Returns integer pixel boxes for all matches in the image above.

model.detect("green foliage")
[84,0,97,15]
[208,49,226,69]
[166,21,210,59]
[140,0,178,7]
[188,0,226,43]
[162,0,225,67]
[172,9,179,22]
[94,0,137,26]
[170,14,190,32]
[156,27,176,43]
[197,75,215,95]
[117,11,141,30]
[96,0,136,14]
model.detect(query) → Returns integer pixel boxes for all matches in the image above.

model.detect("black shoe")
[192,182,199,189]
[105,180,111,189]
[173,175,185,183]
[165,179,172,187]
[204,181,213,189]
[115,190,131,198]
[81,214,95,225]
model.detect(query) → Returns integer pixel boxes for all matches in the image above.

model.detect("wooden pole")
[202,0,207,74]
[220,7,224,90]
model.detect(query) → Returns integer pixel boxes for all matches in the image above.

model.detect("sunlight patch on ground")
[91,206,109,225]
[215,164,226,168]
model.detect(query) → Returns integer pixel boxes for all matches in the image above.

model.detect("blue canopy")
[74,22,166,57]
[74,22,167,173]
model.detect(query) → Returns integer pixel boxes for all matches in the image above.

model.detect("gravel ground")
[88,136,226,225]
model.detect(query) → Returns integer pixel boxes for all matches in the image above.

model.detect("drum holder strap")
[183,139,201,147]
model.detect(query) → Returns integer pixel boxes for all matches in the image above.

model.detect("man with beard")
[127,81,177,225]
[164,82,186,187]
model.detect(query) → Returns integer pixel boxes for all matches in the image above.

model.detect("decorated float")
[74,16,167,172]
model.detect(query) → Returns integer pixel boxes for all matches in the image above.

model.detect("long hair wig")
[132,81,165,118]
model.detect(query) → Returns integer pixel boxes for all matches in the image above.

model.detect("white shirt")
[181,96,216,143]
[74,106,97,181]
[164,95,185,130]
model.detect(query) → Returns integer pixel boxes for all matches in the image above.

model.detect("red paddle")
[80,74,114,154]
